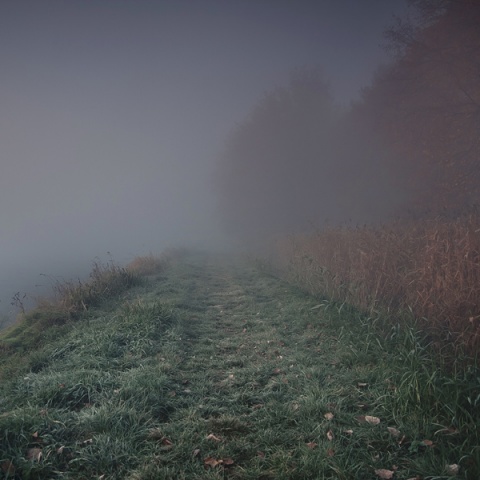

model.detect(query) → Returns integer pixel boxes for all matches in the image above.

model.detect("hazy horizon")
[1,0,408,319]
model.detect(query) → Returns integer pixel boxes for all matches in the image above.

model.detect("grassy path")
[0,253,477,479]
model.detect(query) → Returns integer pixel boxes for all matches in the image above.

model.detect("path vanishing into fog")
[1,252,465,479]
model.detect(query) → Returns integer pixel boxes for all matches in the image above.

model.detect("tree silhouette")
[363,0,480,212]
[215,68,339,238]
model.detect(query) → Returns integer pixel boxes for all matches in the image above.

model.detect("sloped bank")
[0,252,478,478]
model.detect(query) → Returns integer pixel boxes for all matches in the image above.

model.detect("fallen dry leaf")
[421,439,434,447]
[324,412,334,420]
[206,433,222,442]
[344,429,354,435]
[26,448,42,462]
[327,448,335,457]
[445,463,460,475]
[306,442,317,449]
[257,451,265,458]
[192,448,201,457]
[161,437,173,446]
[375,468,394,479]
[365,415,381,425]
[326,429,334,441]
[56,445,65,454]
[357,382,368,388]
[387,427,401,437]
[204,456,221,468]
[203,456,234,468]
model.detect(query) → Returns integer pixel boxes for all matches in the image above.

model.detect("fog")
[0,0,407,320]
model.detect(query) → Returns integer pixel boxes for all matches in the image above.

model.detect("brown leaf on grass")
[204,456,221,468]
[365,415,381,425]
[434,426,459,435]
[357,382,368,388]
[56,446,65,454]
[206,433,222,442]
[327,448,335,457]
[257,451,265,458]
[161,438,173,446]
[203,456,234,468]
[192,448,201,457]
[272,368,282,375]
[32,431,39,439]
[324,412,334,420]
[1,461,15,475]
[445,463,460,475]
[326,429,334,441]
[375,468,394,479]
[344,429,354,435]
[26,448,42,462]
[252,404,263,410]
[387,427,401,437]
[306,442,317,449]
[421,439,434,447]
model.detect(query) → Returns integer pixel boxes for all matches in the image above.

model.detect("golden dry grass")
[126,248,188,276]
[270,214,480,355]
[126,253,170,276]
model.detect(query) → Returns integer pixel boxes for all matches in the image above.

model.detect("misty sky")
[0,0,408,317]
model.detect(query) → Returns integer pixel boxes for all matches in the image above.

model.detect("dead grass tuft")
[126,248,188,276]
[269,213,480,357]
[127,254,170,276]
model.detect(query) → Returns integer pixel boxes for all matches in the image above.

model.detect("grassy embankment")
[0,248,479,479]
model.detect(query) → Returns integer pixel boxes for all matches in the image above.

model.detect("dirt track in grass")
[1,252,475,479]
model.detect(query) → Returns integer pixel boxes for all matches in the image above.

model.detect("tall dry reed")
[270,214,480,354]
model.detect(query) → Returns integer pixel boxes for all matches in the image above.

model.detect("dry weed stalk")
[272,214,480,355]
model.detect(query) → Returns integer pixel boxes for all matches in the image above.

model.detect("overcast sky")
[0,0,408,318]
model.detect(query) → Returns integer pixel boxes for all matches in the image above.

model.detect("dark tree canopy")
[215,68,338,238]
[364,0,480,211]
[216,68,403,240]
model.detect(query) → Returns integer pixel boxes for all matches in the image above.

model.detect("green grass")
[0,252,478,479]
